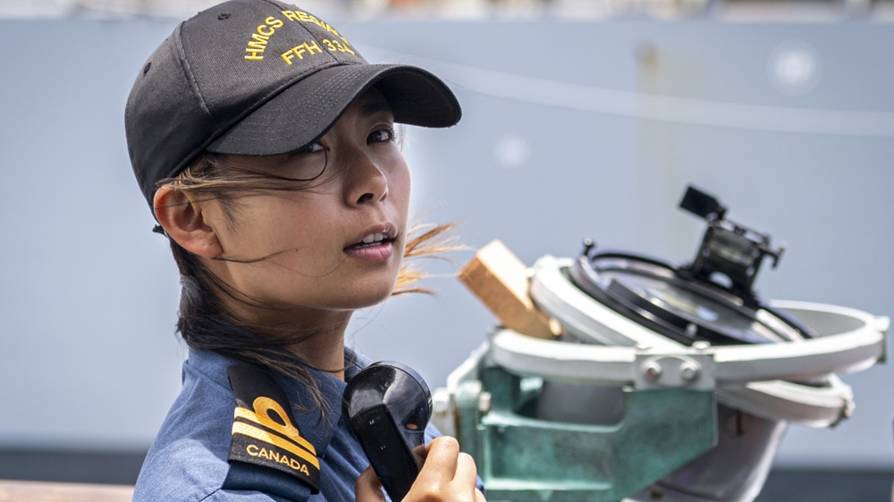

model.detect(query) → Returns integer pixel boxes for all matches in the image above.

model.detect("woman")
[124,1,484,500]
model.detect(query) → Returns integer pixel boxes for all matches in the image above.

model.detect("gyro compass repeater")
[437,185,887,502]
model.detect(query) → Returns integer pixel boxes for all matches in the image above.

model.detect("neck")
[223,297,354,381]
[287,311,351,381]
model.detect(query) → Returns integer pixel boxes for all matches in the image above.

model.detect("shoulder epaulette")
[226,363,320,493]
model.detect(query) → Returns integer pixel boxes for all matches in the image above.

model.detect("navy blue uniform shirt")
[133,347,461,501]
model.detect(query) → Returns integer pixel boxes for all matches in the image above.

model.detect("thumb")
[355,467,386,502]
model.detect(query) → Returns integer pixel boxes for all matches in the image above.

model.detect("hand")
[355,436,486,502]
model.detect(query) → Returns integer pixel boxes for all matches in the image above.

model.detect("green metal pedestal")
[455,366,717,502]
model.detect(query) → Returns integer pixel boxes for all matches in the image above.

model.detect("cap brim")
[206,63,461,156]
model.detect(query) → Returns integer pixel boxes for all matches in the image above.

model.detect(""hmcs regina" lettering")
[244,16,285,61]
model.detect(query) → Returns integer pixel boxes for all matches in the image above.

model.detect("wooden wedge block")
[458,240,562,339]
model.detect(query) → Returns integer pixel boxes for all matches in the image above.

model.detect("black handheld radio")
[344,362,432,501]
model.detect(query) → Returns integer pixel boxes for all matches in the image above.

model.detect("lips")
[344,222,399,250]
[345,236,396,250]
[343,238,395,263]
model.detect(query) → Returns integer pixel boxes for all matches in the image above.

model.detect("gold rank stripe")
[232,421,320,470]
[234,406,318,456]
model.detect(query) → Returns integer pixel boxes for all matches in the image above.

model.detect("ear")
[153,185,223,259]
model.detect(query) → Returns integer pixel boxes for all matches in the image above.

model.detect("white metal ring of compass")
[509,256,888,427]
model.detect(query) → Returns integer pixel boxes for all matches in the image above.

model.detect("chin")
[348,286,396,308]
[328,277,397,310]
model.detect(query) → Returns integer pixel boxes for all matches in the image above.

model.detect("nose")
[345,151,389,207]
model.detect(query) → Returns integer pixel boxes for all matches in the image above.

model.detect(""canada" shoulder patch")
[226,364,320,493]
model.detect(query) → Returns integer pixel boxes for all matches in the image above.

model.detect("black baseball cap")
[125,0,461,214]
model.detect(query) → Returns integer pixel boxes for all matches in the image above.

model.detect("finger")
[355,467,386,502]
[416,436,460,485]
[452,452,477,487]
[475,488,487,502]
[411,443,428,462]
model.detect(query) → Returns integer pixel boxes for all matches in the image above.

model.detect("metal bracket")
[634,351,716,391]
